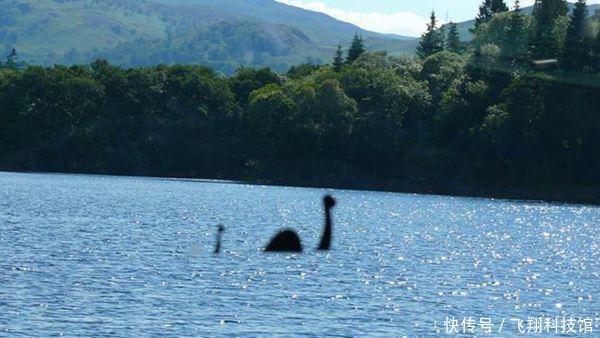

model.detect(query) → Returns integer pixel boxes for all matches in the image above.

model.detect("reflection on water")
[0,172,598,336]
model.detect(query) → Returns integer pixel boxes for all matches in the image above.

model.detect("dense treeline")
[0,0,599,198]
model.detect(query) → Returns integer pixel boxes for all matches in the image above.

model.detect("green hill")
[0,0,418,73]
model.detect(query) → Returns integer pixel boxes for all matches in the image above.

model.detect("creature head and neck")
[214,224,225,254]
[317,195,335,251]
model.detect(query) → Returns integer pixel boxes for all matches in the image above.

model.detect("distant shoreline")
[258,177,600,206]
[3,170,599,206]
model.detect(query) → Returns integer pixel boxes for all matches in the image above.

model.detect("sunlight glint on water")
[0,172,598,336]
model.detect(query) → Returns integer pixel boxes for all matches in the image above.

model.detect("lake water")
[0,172,598,337]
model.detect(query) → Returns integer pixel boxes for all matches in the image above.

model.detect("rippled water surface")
[1,172,599,336]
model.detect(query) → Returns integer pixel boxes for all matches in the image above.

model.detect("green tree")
[312,79,357,172]
[446,22,462,53]
[287,63,321,80]
[421,51,466,107]
[416,11,444,60]
[528,0,569,59]
[333,45,344,71]
[340,54,430,177]
[491,0,510,13]
[346,34,366,63]
[593,31,600,69]
[475,0,493,29]
[504,0,529,61]
[562,0,590,70]
[5,48,18,69]
[229,67,282,108]
[475,0,510,29]
[471,11,531,63]
[244,84,297,171]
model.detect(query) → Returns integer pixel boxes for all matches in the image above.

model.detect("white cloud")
[275,0,600,37]
[275,0,428,37]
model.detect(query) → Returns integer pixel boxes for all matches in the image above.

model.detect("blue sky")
[276,0,600,37]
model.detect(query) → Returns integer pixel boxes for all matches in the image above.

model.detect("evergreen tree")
[446,22,462,53]
[416,11,444,59]
[346,34,366,63]
[439,23,446,48]
[5,48,18,69]
[512,0,523,16]
[528,0,569,59]
[333,45,344,71]
[504,0,528,60]
[491,0,510,13]
[475,0,509,28]
[562,0,590,70]
[594,31,600,70]
[475,0,493,28]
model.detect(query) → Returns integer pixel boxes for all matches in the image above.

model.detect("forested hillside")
[1,0,599,202]
[0,0,416,74]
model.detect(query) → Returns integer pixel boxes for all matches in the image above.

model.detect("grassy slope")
[0,0,417,73]
[0,0,166,61]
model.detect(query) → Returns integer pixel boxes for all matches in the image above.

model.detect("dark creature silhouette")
[214,224,225,254]
[265,195,336,252]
